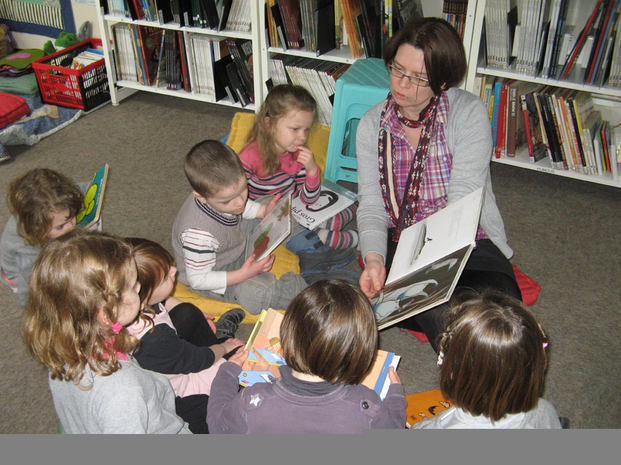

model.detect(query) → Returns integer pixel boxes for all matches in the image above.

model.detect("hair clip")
[112,322,123,334]
[543,342,549,348]
[437,350,444,366]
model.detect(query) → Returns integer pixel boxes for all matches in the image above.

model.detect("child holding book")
[238,84,358,251]
[23,229,191,434]
[412,290,562,429]
[171,140,307,315]
[1,168,84,306]
[207,279,407,433]
[125,237,245,434]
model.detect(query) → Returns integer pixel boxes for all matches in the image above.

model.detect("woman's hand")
[296,146,319,177]
[359,252,386,299]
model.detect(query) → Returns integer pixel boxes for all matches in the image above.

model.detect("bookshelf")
[95,1,265,110]
[463,0,621,188]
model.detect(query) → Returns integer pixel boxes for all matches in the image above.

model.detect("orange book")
[405,388,453,428]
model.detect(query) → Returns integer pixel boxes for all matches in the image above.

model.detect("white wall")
[11,1,101,50]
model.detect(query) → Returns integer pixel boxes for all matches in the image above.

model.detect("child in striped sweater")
[237,84,358,250]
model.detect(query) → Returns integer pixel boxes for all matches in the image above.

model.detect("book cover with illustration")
[405,388,454,428]
[291,180,357,230]
[76,164,109,229]
[238,309,400,399]
[245,192,292,262]
[372,188,483,330]
[238,308,286,387]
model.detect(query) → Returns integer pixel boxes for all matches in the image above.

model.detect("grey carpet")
[1,91,619,432]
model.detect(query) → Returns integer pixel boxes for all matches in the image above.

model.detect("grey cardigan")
[356,87,513,262]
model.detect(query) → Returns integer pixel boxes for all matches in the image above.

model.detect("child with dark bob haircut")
[207,280,407,433]
[412,290,562,429]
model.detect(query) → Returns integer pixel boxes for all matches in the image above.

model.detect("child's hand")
[242,253,275,277]
[296,146,318,177]
[203,313,216,334]
[228,348,249,368]
[388,366,402,385]
[257,193,283,219]
[228,254,275,286]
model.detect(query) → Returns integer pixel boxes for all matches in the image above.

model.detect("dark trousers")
[387,235,522,352]
[167,302,218,433]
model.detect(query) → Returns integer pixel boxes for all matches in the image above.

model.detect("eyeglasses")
[387,64,430,87]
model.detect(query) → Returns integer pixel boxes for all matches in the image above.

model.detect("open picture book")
[245,192,292,262]
[76,164,109,229]
[238,308,400,400]
[372,188,484,330]
[291,180,357,230]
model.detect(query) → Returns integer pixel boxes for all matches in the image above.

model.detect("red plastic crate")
[32,38,110,111]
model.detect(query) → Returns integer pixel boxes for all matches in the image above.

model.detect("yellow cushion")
[171,112,331,323]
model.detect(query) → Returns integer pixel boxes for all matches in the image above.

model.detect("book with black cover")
[226,38,254,103]
[226,60,250,106]
[213,54,237,102]
[218,0,234,31]
[315,0,336,56]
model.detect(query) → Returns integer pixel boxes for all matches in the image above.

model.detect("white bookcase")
[462,0,621,188]
[95,2,265,110]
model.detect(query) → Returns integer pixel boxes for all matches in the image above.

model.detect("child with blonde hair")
[125,237,245,434]
[412,290,562,429]
[23,229,190,434]
[1,168,84,306]
[238,84,359,252]
[207,279,407,433]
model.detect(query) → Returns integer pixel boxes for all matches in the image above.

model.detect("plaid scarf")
[378,93,440,241]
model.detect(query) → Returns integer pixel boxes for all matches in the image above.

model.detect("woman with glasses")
[356,17,522,352]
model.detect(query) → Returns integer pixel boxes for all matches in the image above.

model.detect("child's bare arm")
[210,339,246,362]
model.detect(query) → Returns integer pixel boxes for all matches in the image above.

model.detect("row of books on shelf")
[443,0,469,40]
[269,53,350,126]
[103,0,251,32]
[476,75,620,178]
[112,23,255,105]
[483,0,621,87]
[266,0,422,59]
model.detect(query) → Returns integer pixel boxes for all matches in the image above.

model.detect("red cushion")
[512,265,541,306]
[0,91,29,128]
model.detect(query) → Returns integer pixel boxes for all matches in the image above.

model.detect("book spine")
[521,93,535,162]
[507,84,518,157]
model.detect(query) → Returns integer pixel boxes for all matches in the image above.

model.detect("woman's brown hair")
[243,84,317,176]
[280,279,378,385]
[438,290,549,422]
[126,237,175,306]
[7,168,84,246]
[22,229,143,388]
[383,17,467,95]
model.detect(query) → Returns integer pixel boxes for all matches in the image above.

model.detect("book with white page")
[372,188,484,330]
[291,180,357,230]
[245,192,292,262]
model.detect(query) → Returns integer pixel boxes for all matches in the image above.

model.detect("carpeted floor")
[1,91,620,432]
